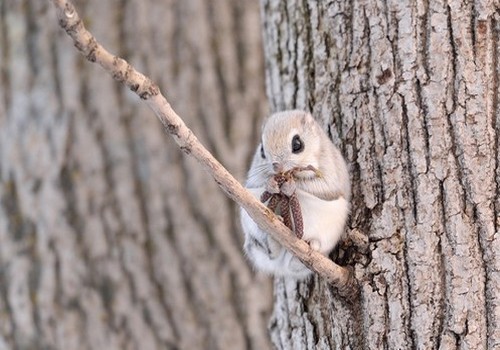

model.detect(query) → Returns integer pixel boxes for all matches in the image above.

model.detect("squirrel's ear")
[301,112,316,127]
[261,113,274,133]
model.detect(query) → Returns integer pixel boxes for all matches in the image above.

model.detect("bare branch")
[49,0,358,296]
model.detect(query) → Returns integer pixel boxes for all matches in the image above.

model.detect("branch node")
[85,37,98,62]
[166,123,180,137]
[63,3,75,18]
[180,146,191,155]
[138,81,160,100]
[62,17,82,34]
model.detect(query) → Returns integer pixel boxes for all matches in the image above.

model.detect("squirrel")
[240,110,350,279]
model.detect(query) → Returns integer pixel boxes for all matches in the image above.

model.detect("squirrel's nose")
[272,162,283,172]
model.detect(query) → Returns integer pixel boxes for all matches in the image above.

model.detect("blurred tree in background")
[0,1,271,349]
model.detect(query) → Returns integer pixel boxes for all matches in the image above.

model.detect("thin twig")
[49,0,358,296]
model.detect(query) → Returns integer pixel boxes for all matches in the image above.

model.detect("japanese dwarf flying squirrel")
[240,110,350,279]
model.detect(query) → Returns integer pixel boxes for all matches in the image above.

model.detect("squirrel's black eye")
[291,135,304,154]
[260,144,266,159]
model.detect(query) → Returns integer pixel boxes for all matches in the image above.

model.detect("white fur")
[241,187,349,279]
[240,110,350,280]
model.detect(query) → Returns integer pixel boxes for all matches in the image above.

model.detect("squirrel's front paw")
[266,177,280,194]
[308,239,321,251]
[268,236,283,259]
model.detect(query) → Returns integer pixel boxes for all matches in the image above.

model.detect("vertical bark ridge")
[205,0,233,149]
[118,3,211,344]
[490,13,500,350]
[112,11,171,345]
[0,0,11,114]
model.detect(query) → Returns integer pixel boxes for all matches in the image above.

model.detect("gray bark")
[261,0,500,349]
[0,1,272,349]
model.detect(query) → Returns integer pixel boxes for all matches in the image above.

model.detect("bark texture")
[0,1,271,349]
[261,0,500,349]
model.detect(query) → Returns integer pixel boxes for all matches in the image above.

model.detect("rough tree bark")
[261,0,500,349]
[0,1,272,349]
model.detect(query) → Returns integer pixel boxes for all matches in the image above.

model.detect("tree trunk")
[261,0,499,349]
[0,1,272,349]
